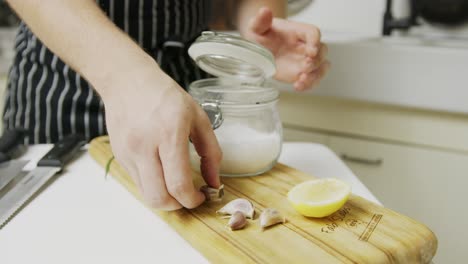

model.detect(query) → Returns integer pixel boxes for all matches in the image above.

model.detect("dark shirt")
[2,0,210,144]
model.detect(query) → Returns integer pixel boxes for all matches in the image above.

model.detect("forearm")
[6,0,158,98]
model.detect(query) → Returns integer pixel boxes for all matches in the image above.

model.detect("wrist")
[88,50,165,101]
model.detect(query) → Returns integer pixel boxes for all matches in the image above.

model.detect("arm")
[6,0,148,96]
[7,0,222,210]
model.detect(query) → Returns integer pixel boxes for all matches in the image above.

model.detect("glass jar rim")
[189,78,279,106]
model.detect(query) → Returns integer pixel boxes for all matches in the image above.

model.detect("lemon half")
[287,178,351,218]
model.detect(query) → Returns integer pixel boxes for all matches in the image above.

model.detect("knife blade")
[0,129,27,191]
[0,134,85,228]
[0,160,29,191]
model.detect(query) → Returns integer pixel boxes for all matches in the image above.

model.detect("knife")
[0,134,85,228]
[0,129,27,191]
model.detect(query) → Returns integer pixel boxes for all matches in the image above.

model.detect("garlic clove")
[228,211,247,230]
[259,208,286,229]
[216,198,255,219]
[200,184,224,202]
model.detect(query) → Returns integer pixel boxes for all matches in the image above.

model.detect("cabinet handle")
[340,154,383,166]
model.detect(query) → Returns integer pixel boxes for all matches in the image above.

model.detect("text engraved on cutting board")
[320,207,383,242]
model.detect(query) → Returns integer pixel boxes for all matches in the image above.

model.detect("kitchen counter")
[1,142,379,264]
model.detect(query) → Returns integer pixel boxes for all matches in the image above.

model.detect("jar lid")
[188,31,276,84]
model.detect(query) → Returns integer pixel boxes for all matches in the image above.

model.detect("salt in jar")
[187,31,282,177]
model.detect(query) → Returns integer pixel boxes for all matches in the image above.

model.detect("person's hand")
[242,7,330,91]
[101,60,222,210]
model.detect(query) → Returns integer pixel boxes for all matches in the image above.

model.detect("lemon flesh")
[287,178,351,218]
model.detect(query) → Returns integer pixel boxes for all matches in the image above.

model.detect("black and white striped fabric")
[2,0,210,144]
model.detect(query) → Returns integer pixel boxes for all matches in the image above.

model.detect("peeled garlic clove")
[260,208,286,228]
[216,198,255,219]
[200,184,224,202]
[228,211,247,230]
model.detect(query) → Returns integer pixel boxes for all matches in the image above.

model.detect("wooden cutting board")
[88,136,437,264]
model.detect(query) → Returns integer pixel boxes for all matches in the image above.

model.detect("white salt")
[190,122,281,176]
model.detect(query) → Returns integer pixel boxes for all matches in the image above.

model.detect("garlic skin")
[259,208,286,228]
[216,198,255,219]
[228,211,247,230]
[200,184,224,202]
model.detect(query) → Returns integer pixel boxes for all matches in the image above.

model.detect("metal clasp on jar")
[200,102,223,130]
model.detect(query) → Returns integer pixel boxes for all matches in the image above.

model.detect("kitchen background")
[285,1,468,264]
[0,0,18,120]
[1,0,467,263]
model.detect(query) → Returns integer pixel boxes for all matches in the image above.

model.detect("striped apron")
[2,0,210,144]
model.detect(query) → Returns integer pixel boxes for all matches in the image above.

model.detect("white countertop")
[1,142,379,264]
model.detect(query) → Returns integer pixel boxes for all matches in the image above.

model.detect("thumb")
[190,111,222,188]
[249,7,273,35]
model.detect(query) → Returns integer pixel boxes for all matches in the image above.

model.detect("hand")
[101,60,222,210]
[243,7,330,91]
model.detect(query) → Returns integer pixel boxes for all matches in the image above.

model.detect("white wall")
[290,0,468,39]
[289,0,389,37]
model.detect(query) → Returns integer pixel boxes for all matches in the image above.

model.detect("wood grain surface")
[88,136,437,264]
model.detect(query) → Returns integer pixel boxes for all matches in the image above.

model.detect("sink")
[375,34,468,48]
[276,35,468,115]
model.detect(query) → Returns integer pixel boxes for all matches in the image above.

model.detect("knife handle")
[0,129,26,163]
[37,134,86,169]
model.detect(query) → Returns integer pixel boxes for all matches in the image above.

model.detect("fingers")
[294,61,331,91]
[295,43,329,90]
[249,7,274,35]
[298,26,321,57]
[302,43,328,73]
[159,134,206,209]
[137,148,183,210]
[190,109,222,188]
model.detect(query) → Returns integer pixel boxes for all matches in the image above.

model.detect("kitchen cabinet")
[279,92,468,153]
[328,135,468,264]
[279,92,468,264]
[283,125,467,263]
[283,127,328,145]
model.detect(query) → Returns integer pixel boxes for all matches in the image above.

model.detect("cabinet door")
[282,127,328,145]
[328,135,468,264]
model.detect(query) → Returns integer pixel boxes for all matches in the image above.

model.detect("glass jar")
[188,31,282,177]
